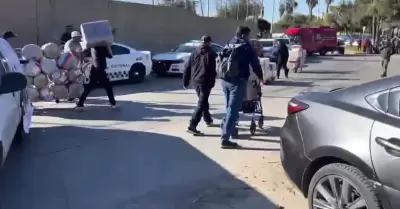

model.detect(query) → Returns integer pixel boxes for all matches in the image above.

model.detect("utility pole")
[207,0,210,16]
[270,0,275,33]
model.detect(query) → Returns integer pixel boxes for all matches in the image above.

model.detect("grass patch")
[345,46,363,54]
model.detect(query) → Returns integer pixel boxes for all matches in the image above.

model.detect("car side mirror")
[0,72,27,94]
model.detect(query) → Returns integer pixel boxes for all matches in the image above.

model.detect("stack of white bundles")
[80,20,114,49]
[39,87,54,101]
[41,43,61,59]
[33,73,48,89]
[22,44,43,61]
[25,76,34,86]
[68,68,83,83]
[57,52,78,71]
[26,85,40,102]
[40,58,57,75]
[52,84,69,99]
[24,61,41,77]
[68,83,84,99]
[50,70,69,85]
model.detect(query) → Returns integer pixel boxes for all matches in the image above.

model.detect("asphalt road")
[0,54,396,209]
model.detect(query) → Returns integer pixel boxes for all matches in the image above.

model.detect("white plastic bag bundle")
[33,73,49,89]
[26,85,40,102]
[68,83,84,98]
[52,85,69,99]
[75,75,85,84]
[80,20,114,48]
[22,44,43,60]
[26,76,34,86]
[24,61,41,77]
[51,70,68,85]
[68,68,83,82]
[41,42,61,59]
[57,52,78,70]
[39,87,54,101]
[40,58,57,75]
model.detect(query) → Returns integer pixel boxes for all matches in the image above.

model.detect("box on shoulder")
[80,20,114,49]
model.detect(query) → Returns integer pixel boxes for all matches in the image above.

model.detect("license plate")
[171,68,179,71]
[171,64,179,68]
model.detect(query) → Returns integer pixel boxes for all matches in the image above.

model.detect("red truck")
[285,26,344,55]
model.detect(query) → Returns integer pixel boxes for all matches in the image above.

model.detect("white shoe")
[111,105,119,110]
[74,106,84,112]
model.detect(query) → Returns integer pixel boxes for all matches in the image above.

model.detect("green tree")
[279,0,298,17]
[306,0,318,19]
[216,0,262,20]
[161,0,196,13]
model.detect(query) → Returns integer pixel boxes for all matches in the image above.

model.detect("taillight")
[287,99,309,115]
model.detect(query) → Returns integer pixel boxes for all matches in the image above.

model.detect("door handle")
[375,137,400,153]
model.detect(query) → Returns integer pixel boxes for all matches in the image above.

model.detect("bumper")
[152,60,185,74]
[280,115,311,195]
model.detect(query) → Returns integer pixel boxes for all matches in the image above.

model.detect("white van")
[0,38,31,167]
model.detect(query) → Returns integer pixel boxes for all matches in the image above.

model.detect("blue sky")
[122,0,329,23]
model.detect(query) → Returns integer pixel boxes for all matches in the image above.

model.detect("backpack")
[216,43,245,80]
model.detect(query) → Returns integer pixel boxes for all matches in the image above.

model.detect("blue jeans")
[221,79,247,141]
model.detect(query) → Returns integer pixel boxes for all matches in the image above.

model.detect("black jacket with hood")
[183,44,217,88]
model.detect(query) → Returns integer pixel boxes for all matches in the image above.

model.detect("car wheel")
[308,163,382,209]
[319,49,327,56]
[129,63,146,84]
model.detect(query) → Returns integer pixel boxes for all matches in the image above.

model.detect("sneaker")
[381,73,387,78]
[187,126,203,136]
[111,105,119,110]
[74,106,83,112]
[221,140,239,149]
[205,120,214,127]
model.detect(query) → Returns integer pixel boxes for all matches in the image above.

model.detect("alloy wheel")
[312,175,367,209]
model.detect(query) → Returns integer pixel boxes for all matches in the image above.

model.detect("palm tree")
[278,0,298,18]
[306,0,318,19]
[325,0,333,14]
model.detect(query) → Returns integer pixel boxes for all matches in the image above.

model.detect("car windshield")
[276,38,289,45]
[260,41,274,47]
[171,44,197,53]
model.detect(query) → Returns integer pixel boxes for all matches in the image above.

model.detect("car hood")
[263,47,273,52]
[152,52,191,61]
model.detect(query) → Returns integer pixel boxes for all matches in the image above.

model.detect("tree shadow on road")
[299,70,354,75]
[34,98,195,122]
[0,126,279,209]
[269,80,313,87]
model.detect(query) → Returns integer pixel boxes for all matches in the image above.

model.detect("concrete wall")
[0,0,256,52]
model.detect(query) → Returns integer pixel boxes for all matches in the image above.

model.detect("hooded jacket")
[183,44,217,87]
[226,36,262,84]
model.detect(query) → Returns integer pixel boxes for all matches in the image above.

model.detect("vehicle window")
[211,45,222,53]
[276,38,289,45]
[111,45,130,55]
[171,45,197,53]
[260,41,274,47]
[366,89,390,114]
[388,87,400,116]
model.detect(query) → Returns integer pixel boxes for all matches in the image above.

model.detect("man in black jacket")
[183,35,217,135]
[273,39,290,79]
[75,45,117,111]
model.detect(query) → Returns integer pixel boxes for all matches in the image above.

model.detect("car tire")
[128,63,146,84]
[319,49,327,56]
[308,163,382,209]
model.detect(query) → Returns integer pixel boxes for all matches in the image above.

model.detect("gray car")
[280,76,400,209]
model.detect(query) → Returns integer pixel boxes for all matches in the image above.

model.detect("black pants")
[77,69,116,107]
[189,84,213,127]
[276,57,289,78]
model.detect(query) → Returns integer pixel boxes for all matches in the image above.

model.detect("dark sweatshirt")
[91,46,113,70]
[183,44,217,88]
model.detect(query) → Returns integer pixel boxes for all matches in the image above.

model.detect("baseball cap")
[2,31,18,39]
[71,31,81,37]
[201,35,212,43]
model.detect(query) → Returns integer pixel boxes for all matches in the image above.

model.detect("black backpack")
[216,43,245,80]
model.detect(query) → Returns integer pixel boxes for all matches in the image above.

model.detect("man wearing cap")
[64,31,83,57]
[60,25,73,45]
[2,31,18,41]
[183,35,217,135]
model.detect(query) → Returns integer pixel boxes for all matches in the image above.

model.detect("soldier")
[379,40,396,78]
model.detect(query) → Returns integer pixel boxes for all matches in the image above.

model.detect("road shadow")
[34,98,195,122]
[297,77,360,81]
[268,80,313,87]
[0,126,278,209]
[299,70,354,75]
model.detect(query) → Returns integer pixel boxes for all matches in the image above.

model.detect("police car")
[151,40,223,76]
[82,42,152,84]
